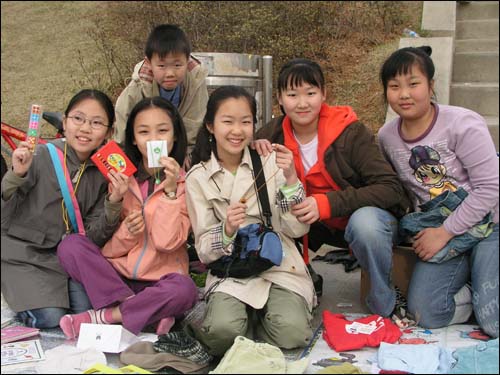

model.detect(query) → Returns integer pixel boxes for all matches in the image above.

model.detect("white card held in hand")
[147,140,168,168]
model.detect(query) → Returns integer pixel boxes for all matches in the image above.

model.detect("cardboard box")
[360,245,417,302]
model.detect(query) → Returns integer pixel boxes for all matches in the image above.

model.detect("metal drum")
[192,52,273,129]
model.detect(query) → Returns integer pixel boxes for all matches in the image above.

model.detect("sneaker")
[394,286,408,311]
[391,286,416,328]
[450,283,473,325]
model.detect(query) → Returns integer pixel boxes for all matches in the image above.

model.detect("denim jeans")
[408,224,499,338]
[344,207,400,317]
[17,279,91,328]
[400,187,494,263]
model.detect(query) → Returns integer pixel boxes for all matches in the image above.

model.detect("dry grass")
[328,40,401,134]
[2,1,422,152]
[1,1,106,138]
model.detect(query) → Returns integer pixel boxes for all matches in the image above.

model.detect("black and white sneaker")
[391,286,416,328]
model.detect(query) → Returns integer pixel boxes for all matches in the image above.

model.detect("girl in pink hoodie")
[57,97,197,338]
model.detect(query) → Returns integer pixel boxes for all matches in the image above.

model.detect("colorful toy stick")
[26,104,42,153]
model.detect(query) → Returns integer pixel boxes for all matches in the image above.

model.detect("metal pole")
[262,55,273,127]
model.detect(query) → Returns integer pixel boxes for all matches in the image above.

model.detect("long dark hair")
[380,46,434,100]
[191,85,257,166]
[124,96,187,167]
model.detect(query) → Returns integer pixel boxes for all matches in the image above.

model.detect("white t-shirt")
[294,131,318,175]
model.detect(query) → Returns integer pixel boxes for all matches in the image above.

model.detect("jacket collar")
[205,147,252,179]
[51,138,98,168]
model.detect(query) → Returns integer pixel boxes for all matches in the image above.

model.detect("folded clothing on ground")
[313,250,360,272]
[322,311,401,352]
[210,335,309,374]
[153,330,213,366]
[120,341,207,373]
[450,337,499,374]
[377,342,455,374]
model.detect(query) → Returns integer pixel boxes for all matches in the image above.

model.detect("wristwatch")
[164,190,177,199]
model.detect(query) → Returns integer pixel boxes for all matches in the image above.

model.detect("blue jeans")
[344,207,400,317]
[17,279,91,328]
[400,188,494,263]
[408,224,499,338]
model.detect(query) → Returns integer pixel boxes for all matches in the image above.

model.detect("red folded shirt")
[322,311,401,352]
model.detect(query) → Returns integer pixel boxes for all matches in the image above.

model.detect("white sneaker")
[450,283,473,325]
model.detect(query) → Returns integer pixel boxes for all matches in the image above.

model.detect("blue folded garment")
[450,338,499,374]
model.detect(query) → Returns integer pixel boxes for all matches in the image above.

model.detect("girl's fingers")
[129,215,144,226]
[161,157,180,171]
[273,143,292,155]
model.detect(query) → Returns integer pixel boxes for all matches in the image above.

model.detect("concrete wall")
[422,1,457,36]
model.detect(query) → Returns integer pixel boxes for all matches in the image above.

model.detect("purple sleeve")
[443,111,499,235]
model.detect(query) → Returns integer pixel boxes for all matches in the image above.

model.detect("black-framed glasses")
[67,114,110,130]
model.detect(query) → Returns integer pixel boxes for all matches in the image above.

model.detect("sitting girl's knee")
[18,308,66,329]
[263,312,312,349]
[57,234,92,258]
[200,316,247,356]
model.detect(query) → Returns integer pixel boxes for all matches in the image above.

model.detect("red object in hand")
[91,140,137,181]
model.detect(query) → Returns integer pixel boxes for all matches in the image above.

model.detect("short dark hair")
[277,58,325,93]
[191,86,257,166]
[145,24,191,60]
[380,46,434,99]
[124,96,188,167]
[65,89,115,128]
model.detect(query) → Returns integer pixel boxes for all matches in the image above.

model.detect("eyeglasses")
[67,114,109,130]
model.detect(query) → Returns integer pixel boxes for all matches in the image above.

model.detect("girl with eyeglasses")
[1,89,127,329]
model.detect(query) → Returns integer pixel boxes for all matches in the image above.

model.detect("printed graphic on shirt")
[409,145,457,199]
[345,317,385,335]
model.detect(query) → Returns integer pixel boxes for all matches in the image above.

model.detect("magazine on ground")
[1,339,45,366]
[1,326,40,344]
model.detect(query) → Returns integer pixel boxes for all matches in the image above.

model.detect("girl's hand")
[273,143,298,185]
[160,156,180,194]
[124,209,145,236]
[413,226,454,261]
[291,196,319,224]
[108,170,129,203]
[225,202,247,237]
[11,141,33,177]
[250,139,273,157]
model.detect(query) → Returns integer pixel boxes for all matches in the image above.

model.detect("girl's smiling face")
[208,97,254,165]
[133,107,175,169]
[63,98,111,161]
[386,64,434,123]
[278,81,325,131]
